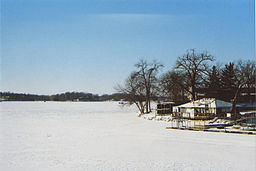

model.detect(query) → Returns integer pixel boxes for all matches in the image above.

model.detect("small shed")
[156,102,174,115]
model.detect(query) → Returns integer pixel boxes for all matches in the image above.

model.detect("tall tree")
[175,49,215,101]
[203,65,222,99]
[135,59,163,113]
[207,65,221,89]
[217,62,237,102]
[159,70,186,102]
[219,61,256,113]
[220,62,237,89]
[116,59,163,114]
[230,60,256,113]
[116,72,147,114]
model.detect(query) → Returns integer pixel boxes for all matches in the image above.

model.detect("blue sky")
[1,0,255,95]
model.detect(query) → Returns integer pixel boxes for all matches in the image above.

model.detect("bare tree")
[116,59,163,115]
[115,72,147,114]
[159,70,186,102]
[135,59,163,113]
[175,49,215,101]
[230,60,256,113]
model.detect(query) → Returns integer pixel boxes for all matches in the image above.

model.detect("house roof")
[215,100,233,108]
[240,111,256,115]
[174,98,232,108]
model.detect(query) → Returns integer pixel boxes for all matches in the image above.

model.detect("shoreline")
[139,113,256,135]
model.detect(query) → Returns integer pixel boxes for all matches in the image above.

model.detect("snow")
[0,101,255,171]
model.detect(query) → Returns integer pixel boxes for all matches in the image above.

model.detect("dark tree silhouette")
[208,65,221,89]
[116,59,163,114]
[175,49,215,100]
[134,59,163,113]
[220,62,237,89]
[116,71,147,114]
[159,70,186,102]
[230,60,256,113]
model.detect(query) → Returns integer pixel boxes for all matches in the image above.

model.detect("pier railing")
[172,112,215,120]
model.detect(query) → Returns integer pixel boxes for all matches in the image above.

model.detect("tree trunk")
[148,99,151,112]
[145,99,149,113]
[231,84,243,114]
[189,85,196,101]
[146,89,151,113]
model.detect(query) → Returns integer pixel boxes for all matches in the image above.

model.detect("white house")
[172,98,232,119]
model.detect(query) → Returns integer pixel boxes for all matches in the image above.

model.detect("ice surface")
[0,102,255,171]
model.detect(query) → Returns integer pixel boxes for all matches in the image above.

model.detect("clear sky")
[1,0,255,95]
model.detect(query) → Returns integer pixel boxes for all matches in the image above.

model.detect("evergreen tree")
[220,62,237,89]
[208,65,221,89]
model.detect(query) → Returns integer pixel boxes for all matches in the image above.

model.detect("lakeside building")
[172,98,232,120]
[156,102,174,115]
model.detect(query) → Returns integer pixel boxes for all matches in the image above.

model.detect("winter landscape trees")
[175,49,215,101]
[117,49,255,115]
[116,60,163,114]
[1,49,255,116]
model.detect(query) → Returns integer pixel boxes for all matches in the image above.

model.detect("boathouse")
[172,98,232,120]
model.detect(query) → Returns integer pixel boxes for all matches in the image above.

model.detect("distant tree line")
[0,92,50,101]
[50,92,127,101]
[116,49,256,114]
[0,92,127,102]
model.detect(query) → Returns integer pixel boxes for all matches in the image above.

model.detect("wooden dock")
[166,126,256,135]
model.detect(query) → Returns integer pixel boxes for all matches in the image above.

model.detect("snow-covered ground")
[0,102,255,171]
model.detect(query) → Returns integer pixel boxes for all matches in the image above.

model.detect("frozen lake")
[0,102,255,170]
